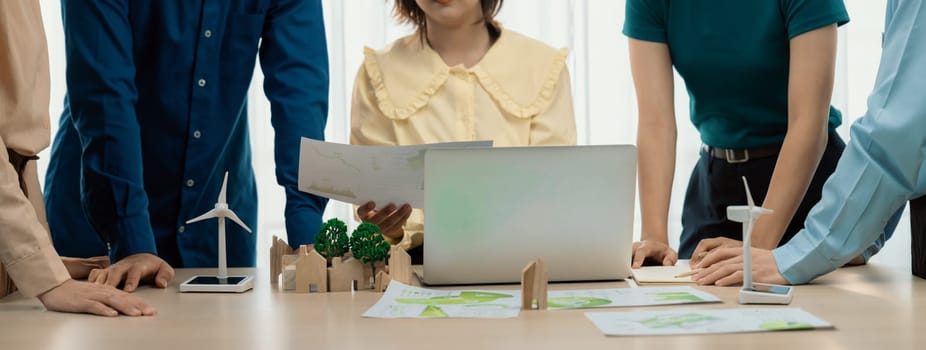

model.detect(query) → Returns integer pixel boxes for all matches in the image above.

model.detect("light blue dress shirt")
[774,0,926,284]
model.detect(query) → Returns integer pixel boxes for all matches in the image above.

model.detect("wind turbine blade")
[742,176,755,208]
[225,210,252,233]
[186,208,221,224]
[218,171,229,204]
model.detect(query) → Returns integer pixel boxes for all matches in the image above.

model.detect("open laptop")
[419,145,636,285]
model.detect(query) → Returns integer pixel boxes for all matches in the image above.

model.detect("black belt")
[701,144,781,164]
[6,149,38,196]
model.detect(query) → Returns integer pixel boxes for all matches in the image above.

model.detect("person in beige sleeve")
[351,0,577,262]
[0,0,154,317]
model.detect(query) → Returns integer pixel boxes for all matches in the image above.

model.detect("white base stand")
[739,283,793,304]
[179,275,254,293]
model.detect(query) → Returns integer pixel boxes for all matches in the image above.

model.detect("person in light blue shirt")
[692,0,925,285]
[45,0,329,291]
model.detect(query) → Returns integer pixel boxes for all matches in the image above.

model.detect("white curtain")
[39,0,908,269]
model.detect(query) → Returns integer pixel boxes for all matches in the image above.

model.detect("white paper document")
[362,281,521,319]
[362,282,721,318]
[547,286,720,310]
[631,260,696,284]
[585,308,833,336]
[297,138,491,208]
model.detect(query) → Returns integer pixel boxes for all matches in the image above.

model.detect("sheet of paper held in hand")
[631,260,697,284]
[362,282,722,319]
[297,138,492,208]
[585,308,833,336]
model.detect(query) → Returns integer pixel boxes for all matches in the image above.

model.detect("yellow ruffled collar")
[362,29,569,120]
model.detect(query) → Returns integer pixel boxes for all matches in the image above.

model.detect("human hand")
[356,201,412,242]
[88,253,174,292]
[691,247,788,286]
[37,280,156,317]
[62,256,110,279]
[690,237,743,267]
[843,255,867,266]
[631,240,678,268]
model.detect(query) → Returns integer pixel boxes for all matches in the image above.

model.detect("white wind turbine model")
[179,172,255,293]
[727,176,793,304]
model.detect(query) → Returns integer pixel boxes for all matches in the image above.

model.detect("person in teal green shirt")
[624,0,858,267]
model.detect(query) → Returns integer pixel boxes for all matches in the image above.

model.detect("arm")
[0,1,153,316]
[695,0,926,285]
[774,1,926,283]
[628,38,679,267]
[750,25,838,249]
[63,0,173,291]
[0,142,70,298]
[259,0,330,247]
[1,140,154,316]
[528,62,577,146]
[349,63,412,243]
[61,0,156,261]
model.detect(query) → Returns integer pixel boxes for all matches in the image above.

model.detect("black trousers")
[912,196,926,279]
[678,132,846,259]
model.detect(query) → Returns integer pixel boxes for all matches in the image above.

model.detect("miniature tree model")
[314,218,350,260]
[350,222,390,288]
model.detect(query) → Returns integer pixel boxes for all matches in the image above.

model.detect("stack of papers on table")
[585,308,833,336]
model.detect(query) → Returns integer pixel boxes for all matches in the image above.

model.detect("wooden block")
[295,248,327,293]
[374,270,391,293]
[535,259,548,310]
[521,258,548,310]
[388,246,412,285]
[328,257,364,292]
[361,260,387,290]
[282,265,296,290]
[270,236,279,286]
[521,261,536,309]
[281,255,299,290]
[269,236,292,286]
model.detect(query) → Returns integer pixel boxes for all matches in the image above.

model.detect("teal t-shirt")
[623,0,849,149]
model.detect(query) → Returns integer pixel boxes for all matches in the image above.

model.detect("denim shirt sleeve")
[774,0,926,284]
[61,0,157,260]
[259,0,329,247]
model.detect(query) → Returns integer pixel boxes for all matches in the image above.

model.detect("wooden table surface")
[1,264,924,350]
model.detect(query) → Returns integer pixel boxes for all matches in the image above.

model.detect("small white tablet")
[179,275,254,293]
[739,283,793,304]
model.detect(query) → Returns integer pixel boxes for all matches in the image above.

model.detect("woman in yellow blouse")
[350,0,577,262]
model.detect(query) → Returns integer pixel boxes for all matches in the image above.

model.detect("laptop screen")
[422,145,636,285]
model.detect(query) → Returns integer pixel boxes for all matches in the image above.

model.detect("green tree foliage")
[350,222,390,266]
[314,218,350,259]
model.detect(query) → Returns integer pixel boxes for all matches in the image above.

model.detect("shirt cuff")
[622,27,668,43]
[109,214,157,262]
[773,232,842,285]
[4,241,70,298]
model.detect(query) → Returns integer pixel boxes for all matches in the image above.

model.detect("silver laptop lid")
[422,145,636,285]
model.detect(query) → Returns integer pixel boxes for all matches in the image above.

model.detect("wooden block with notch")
[295,247,327,293]
[521,259,548,310]
[269,236,292,286]
[388,246,412,285]
[374,270,392,293]
[328,257,364,292]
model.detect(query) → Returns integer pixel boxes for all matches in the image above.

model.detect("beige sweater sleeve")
[0,0,70,298]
